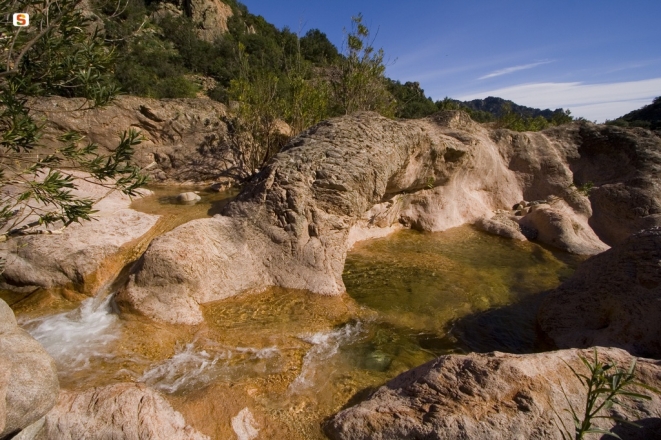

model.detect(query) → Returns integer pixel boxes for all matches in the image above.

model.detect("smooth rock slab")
[325,348,661,440]
[0,299,59,439]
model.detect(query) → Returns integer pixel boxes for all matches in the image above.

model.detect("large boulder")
[37,383,208,440]
[538,227,661,358]
[0,176,159,302]
[517,200,609,254]
[0,299,59,439]
[119,113,661,324]
[324,348,661,440]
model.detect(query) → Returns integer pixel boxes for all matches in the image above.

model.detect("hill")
[607,97,661,130]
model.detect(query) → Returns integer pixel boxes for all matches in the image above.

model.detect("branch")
[0,18,62,78]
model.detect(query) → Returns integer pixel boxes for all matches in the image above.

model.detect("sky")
[240,0,661,122]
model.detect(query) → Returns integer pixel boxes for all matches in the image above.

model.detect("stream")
[16,187,583,439]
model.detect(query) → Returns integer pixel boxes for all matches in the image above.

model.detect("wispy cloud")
[458,77,661,122]
[478,60,554,80]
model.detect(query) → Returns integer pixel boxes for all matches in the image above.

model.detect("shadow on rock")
[605,418,661,440]
[447,289,555,354]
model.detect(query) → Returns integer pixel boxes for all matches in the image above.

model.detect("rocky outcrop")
[538,227,661,358]
[37,383,208,440]
[119,112,660,324]
[570,125,661,244]
[324,348,661,440]
[186,0,233,42]
[0,299,59,439]
[28,96,245,185]
[151,0,233,42]
[118,112,521,323]
[0,176,159,302]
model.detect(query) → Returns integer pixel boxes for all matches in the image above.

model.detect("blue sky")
[241,0,661,122]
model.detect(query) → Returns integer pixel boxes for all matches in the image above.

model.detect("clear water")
[129,185,239,232]
[17,192,583,439]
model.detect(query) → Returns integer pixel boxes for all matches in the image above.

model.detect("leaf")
[584,428,622,439]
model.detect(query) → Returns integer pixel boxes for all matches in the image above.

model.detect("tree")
[227,43,288,174]
[300,29,339,64]
[330,13,395,116]
[281,41,330,135]
[0,0,147,243]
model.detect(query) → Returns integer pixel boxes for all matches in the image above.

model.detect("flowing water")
[14,188,584,439]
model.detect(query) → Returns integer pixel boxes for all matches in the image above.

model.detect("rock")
[324,348,661,440]
[0,299,59,439]
[538,227,661,358]
[177,192,202,204]
[39,383,208,440]
[0,175,159,299]
[28,96,250,185]
[119,113,660,324]
[569,124,661,244]
[474,214,526,240]
[119,111,524,323]
[187,0,233,42]
[518,200,609,255]
[208,179,233,192]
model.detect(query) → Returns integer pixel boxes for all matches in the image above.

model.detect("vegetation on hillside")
[606,97,661,130]
[88,0,575,134]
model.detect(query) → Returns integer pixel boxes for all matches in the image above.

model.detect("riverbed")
[16,187,583,439]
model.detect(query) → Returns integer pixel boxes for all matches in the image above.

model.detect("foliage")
[330,14,395,116]
[555,349,659,440]
[569,181,594,196]
[436,97,494,123]
[227,45,287,173]
[300,29,340,65]
[281,53,330,135]
[388,80,437,119]
[0,0,147,240]
[606,96,661,130]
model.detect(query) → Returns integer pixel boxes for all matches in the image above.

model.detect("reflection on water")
[344,226,583,353]
[18,225,583,439]
[130,185,239,232]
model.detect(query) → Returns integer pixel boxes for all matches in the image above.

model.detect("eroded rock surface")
[324,348,661,440]
[37,383,208,440]
[119,112,520,323]
[0,177,159,301]
[29,96,244,184]
[0,299,59,439]
[119,112,661,324]
[538,227,661,358]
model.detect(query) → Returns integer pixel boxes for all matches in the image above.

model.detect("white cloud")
[478,61,553,80]
[458,77,661,122]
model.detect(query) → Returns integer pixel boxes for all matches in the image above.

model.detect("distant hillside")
[607,97,661,130]
[451,97,563,120]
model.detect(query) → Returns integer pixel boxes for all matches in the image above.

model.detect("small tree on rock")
[330,13,395,116]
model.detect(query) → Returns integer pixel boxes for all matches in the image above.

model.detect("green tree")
[0,0,146,242]
[300,29,339,64]
[330,14,395,116]
[281,45,330,135]
[387,80,437,119]
[228,44,288,174]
